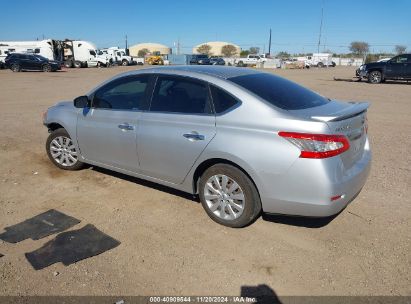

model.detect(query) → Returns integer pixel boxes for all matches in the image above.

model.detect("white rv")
[0,39,110,68]
[0,39,63,63]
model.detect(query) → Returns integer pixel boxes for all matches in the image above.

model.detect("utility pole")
[268,28,272,55]
[125,35,128,53]
[317,1,324,54]
[177,37,181,55]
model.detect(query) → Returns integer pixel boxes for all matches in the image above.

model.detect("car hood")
[52,101,74,109]
[364,61,385,68]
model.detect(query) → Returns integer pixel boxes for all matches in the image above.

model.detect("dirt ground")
[0,65,410,297]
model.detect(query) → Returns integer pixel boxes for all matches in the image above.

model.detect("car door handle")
[118,123,134,131]
[183,132,205,141]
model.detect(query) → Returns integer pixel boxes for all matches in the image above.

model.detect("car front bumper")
[359,70,369,79]
[260,139,372,217]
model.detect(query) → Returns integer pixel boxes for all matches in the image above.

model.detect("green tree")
[394,45,407,54]
[249,47,260,54]
[276,51,290,59]
[221,44,238,57]
[240,50,250,57]
[137,48,150,57]
[349,41,369,56]
[197,44,212,55]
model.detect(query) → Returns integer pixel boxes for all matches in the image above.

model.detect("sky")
[1,0,410,54]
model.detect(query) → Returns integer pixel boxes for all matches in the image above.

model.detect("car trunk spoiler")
[310,102,369,122]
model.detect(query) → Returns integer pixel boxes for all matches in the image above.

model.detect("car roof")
[122,65,260,80]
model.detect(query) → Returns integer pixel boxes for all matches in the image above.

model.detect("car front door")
[385,55,406,79]
[137,75,216,184]
[76,75,150,172]
[20,55,32,70]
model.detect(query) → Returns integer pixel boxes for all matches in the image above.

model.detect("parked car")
[209,56,225,65]
[190,54,211,65]
[43,66,371,227]
[358,54,411,83]
[5,53,61,72]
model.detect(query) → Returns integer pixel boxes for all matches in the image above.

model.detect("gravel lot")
[0,66,410,297]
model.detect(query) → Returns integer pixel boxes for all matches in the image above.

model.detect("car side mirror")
[74,96,90,108]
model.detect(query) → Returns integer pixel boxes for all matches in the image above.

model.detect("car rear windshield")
[228,73,329,110]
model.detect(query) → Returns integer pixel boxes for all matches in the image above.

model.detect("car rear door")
[137,75,216,184]
[404,55,411,78]
[76,75,150,172]
[385,55,407,78]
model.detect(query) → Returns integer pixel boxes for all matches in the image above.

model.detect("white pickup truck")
[234,54,267,67]
[103,48,142,66]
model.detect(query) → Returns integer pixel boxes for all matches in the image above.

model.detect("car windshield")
[229,73,329,110]
[34,55,47,61]
[197,55,208,59]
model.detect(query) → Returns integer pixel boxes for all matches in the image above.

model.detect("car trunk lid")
[289,100,369,168]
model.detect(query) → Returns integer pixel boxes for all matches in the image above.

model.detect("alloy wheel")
[49,136,78,167]
[370,71,381,83]
[203,174,245,221]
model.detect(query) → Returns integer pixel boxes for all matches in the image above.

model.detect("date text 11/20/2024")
[149,296,257,303]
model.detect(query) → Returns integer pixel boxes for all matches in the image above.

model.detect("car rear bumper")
[260,140,372,217]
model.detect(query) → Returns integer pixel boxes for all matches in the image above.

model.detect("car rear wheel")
[11,63,21,72]
[368,70,382,84]
[317,62,324,68]
[199,164,261,228]
[121,60,128,66]
[42,64,51,72]
[46,128,84,170]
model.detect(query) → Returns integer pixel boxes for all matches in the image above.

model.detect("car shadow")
[91,166,198,202]
[262,212,338,228]
[90,166,339,228]
[241,284,281,304]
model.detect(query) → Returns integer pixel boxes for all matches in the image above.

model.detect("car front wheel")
[199,164,261,228]
[46,128,84,170]
[368,70,382,84]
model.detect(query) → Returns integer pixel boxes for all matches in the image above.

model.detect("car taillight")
[278,132,350,159]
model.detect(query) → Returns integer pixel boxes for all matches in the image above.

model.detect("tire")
[237,61,244,67]
[317,62,324,68]
[64,60,73,68]
[46,128,84,171]
[42,64,51,72]
[73,61,82,68]
[368,70,382,84]
[331,61,336,67]
[199,164,261,228]
[121,60,128,66]
[11,63,21,72]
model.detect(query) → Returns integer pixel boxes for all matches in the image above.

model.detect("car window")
[150,76,212,114]
[229,73,329,110]
[210,85,240,114]
[93,75,149,110]
[393,55,408,63]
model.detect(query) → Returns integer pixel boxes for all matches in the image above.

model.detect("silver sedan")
[43,66,371,227]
